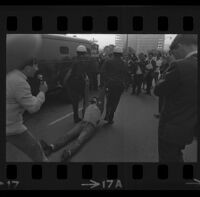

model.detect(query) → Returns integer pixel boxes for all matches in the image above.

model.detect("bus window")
[60,46,69,55]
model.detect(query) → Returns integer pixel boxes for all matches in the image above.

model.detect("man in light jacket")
[6,34,48,162]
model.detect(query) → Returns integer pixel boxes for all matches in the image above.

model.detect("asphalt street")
[6,88,197,162]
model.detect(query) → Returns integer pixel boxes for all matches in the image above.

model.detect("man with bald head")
[154,34,198,162]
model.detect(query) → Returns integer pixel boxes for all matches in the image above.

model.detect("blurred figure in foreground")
[154,34,198,162]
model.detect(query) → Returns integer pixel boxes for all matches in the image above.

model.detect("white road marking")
[48,108,83,126]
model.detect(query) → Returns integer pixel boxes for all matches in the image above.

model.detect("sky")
[67,34,116,49]
[66,34,177,50]
[164,34,177,50]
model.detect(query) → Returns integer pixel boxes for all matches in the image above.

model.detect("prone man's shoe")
[104,119,114,125]
[74,117,82,124]
[108,120,114,124]
[153,114,160,119]
[61,149,72,162]
[40,140,54,157]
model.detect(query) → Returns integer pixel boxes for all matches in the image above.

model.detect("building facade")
[115,34,165,54]
[115,34,127,49]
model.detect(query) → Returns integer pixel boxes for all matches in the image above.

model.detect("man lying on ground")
[40,87,105,161]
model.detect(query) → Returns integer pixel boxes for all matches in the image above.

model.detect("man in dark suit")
[145,52,157,95]
[154,34,198,162]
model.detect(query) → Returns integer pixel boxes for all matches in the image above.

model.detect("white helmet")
[113,46,123,54]
[6,34,42,73]
[76,45,87,53]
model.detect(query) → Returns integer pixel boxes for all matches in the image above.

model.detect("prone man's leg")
[62,123,95,160]
[53,122,85,151]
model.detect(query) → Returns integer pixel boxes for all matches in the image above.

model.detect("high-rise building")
[115,34,165,54]
[115,34,126,48]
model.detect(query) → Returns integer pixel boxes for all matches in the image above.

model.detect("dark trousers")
[132,74,143,94]
[154,72,159,83]
[88,73,98,91]
[54,121,95,152]
[146,74,153,94]
[71,92,82,120]
[105,84,124,121]
[67,85,85,121]
[158,96,164,113]
[158,138,185,162]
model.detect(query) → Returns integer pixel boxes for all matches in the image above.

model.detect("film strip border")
[4,15,197,32]
[0,6,200,33]
[0,5,200,190]
[0,163,199,190]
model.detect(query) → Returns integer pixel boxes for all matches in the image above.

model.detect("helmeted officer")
[65,45,91,123]
[101,46,129,124]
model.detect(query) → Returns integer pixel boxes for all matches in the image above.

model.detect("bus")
[28,34,99,97]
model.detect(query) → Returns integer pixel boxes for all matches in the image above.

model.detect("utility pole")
[136,34,138,54]
[126,34,129,54]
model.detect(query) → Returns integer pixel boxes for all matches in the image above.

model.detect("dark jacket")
[154,54,198,146]
[67,56,92,93]
[129,60,146,75]
[128,59,138,75]
[160,62,170,76]
[144,59,156,78]
[101,56,129,89]
[137,60,146,74]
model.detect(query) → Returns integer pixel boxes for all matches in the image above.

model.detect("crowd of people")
[98,48,172,97]
[6,34,198,162]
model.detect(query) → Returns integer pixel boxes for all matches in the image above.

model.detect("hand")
[39,81,48,93]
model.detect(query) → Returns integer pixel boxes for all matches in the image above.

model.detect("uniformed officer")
[64,45,91,123]
[101,46,129,124]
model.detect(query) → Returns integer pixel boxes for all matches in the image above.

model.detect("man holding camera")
[6,34,48,162]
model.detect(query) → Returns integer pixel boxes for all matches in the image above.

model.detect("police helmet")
[6,34,42,73]
[113,46,123,54]
[76,45,87,53]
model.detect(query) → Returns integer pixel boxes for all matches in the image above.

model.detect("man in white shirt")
[6,57,48,162]
[40,86,105,161]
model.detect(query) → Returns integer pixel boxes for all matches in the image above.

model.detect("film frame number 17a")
[0,5,200,190]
